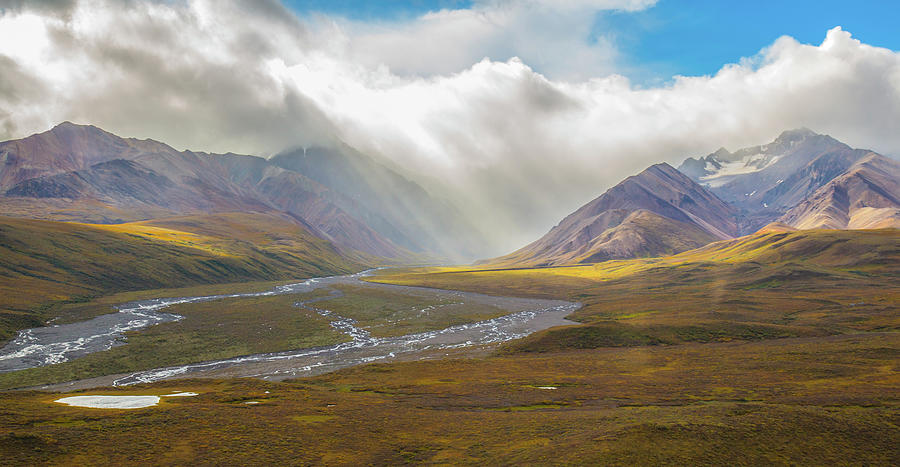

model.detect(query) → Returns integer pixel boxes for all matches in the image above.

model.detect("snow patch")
[56,395,160,409]
[55,392,198,408]
[700,153,782,185]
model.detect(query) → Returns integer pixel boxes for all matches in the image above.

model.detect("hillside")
[3,228,896,465]
[778,154,900,229]
[371,228,899,353]
[0,213,364,342]
[377,229,899,291]
[488,163,736,267]
[671,227,900,268]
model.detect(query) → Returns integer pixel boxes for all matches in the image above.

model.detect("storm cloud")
[1,0,899,253]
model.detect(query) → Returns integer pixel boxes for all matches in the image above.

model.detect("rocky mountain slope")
[0,122,175,190]
[5,123,896,268]
[778,153,900,229]
[493,130,898,268]
[488,163,736,266]
[0,123,460,260]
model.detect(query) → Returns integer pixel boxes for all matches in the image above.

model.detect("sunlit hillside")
[0,213,364,341]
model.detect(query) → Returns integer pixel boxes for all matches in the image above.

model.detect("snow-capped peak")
[700,152,782,187]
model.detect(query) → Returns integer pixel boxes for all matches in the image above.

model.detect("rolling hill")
[372,228,899,354]
[0,212,363,342]
[3,226,898,465]
[670,227,900,268]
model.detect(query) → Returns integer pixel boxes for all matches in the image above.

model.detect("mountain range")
[678,128,894,232]
[0,122,482,262]
[488,129,899,267]
[1,123,897,270]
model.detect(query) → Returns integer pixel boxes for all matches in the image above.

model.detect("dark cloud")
[0,0,78,16]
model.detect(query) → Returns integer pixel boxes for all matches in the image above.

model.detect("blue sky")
[286,0,900,82]
[594,0,900,82]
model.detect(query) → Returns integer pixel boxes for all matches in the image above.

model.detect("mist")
[1,0,900,255]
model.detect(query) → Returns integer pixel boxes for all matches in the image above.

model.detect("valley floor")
[0,229,898,465]
[1,332,897,465]
[0,274,567,390]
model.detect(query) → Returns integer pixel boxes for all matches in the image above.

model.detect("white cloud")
[308,0,656,79]
[1,1,899,253]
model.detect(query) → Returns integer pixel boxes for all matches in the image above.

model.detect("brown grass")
[0,332,896,465]
[1,229,896,464]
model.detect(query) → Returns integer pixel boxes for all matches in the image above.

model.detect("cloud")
[0,2,899,253]
[0,0,78,16]
[0,0,342,153]
[322,0,656,79]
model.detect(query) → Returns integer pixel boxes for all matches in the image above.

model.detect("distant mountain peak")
[35,121,129,149]
[638,162,700,187]
[48,121,103,134]
[773,127,832,146]
[777,127,817,139]
[712,147,731,157]
[630,162,684,180]
[678,128,884,233]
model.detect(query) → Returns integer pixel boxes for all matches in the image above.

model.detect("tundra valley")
[0,1,898,466]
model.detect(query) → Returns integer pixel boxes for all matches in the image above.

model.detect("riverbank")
[0,271,579,390]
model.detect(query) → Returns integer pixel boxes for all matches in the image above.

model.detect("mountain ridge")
[492,130,898,268]
[4,123,897,268]
[778,153,900,229]
[678,128,878,233]
[0,123,438,261]
[486,162,736,267]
